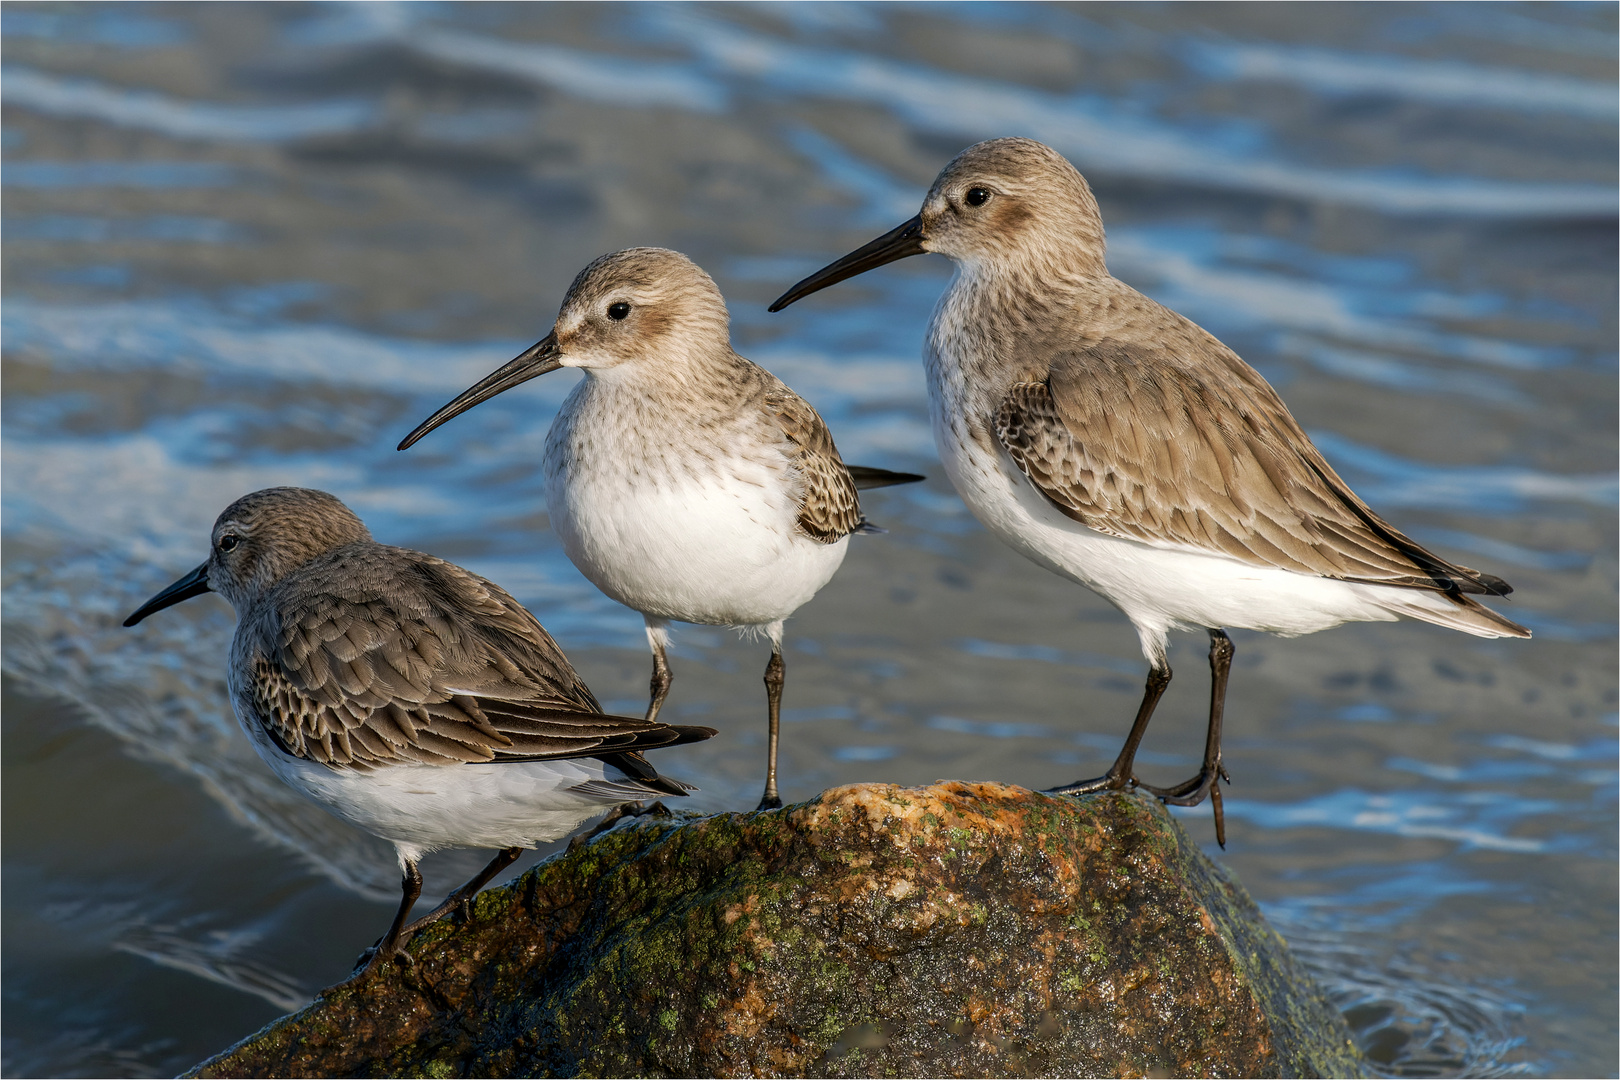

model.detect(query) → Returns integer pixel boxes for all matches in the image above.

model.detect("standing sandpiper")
[770,137,1529,843]
[399,248,921,811]
[124,487,714,984]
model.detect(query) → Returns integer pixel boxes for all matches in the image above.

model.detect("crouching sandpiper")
[400,248,920,811]
[124,486,714,985]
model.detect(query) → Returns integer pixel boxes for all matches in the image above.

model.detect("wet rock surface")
[188,783,1363,1078]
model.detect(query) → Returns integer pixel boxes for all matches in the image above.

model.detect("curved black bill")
[397,332,563,451]
[124,563,210,627]
[768,215,926,313]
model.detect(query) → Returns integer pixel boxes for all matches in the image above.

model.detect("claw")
[323,942,395,996]
[1043,770,1131,797]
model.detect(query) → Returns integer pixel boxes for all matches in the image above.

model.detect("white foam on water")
[1307,432,1619,512]
[1185,40,1619,120]
[2,67,379,142]
[1220,788,1558,854]
[2,432,362,562]
[638,9,1617,219]
[1108,230,1576,371]
[407,26,728,113]
[1,295,569,397]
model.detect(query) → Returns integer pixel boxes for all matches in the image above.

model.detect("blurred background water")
[2,3,1615,1076]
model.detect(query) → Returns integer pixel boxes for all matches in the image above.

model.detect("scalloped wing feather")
[248,547,701,771]
[993,340,1509,597]
[763,384,864,543]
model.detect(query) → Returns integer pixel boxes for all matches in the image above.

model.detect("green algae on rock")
[187,783,1364,1079]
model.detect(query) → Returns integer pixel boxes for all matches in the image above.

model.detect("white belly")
[268,753,632,858]
[931,408,1398,664]
[544,425,847,627]
[227,681,651,863]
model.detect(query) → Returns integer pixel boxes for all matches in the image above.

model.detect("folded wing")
[993,339,1512,598]
[249,548,717,770]
[763,384,867,543]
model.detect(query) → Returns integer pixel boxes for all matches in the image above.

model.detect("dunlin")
[770,137,1528,843]
[124,487,714,983]
[399,248,921,811]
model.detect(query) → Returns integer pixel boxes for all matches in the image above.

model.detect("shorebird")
[398,247,921,812]
[123,486,715,984]
[770,137,1529,844]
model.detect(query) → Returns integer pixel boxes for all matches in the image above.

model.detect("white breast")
[541,381,847,627]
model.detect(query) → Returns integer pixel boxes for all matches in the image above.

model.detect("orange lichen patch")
[721,982,770,1040]
[796,780,1042,844]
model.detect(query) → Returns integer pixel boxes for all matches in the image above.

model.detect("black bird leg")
[1044,663,1173,796]
[325,858,423,992]
[758,648,786,811]
[645,630,673,723]
[401,845,525,936]
[1134,629,1234,846]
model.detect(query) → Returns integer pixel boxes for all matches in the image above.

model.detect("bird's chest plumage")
[226,618,293,764]
[925,284,1047,535]
[923,281,1150,599]
[541,380,846,625]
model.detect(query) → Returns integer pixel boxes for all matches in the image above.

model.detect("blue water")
[2,4,1614,1076]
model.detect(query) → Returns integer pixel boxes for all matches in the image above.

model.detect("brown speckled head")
[553,247,732,374]
[918,138,1107,276]
[205,487,372,607]
[123,486,372,626]
[396,248,741,451]
[767,138,1109,315]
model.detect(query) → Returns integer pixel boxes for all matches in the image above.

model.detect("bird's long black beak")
[123,562,211,627]
[768,215,927,312]
[397,331,564,451]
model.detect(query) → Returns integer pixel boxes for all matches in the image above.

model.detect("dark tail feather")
[598,727,715,794]
[847,464,925,490]
[594,749,698,797]
[670,724,719,746]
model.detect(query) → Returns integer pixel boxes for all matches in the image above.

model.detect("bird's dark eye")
[218,535,240,552]
[964,187,992,207]
[607,302,631,321]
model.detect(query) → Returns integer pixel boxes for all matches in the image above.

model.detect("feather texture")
[993,340,1510,598]
[241,544,709,771]
[763,383,867,543]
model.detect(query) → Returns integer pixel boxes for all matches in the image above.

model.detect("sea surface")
[2,3,1615,1076]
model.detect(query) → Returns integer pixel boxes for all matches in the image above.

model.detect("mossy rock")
[188,782,1363,1078]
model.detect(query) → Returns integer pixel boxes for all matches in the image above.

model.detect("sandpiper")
[770,137,1529,844]
[398,247,921,811]
[123,487,714,984]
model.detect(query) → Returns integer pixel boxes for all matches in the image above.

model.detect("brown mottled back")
[202,488,713,771]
